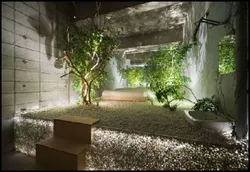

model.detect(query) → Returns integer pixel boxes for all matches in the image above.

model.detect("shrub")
[192,96,219,113]
[144,43,192,110]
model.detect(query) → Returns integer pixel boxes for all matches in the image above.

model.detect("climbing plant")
[218,35,236,74]
[57,18,118,105]
[144,42,193,110]
[120,66,145,87]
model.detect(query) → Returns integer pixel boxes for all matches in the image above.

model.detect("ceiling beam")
[118,27,183,49]
[72,1,149,21]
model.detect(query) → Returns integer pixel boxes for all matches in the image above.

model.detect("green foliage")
[66,25,118,76]
[120,67,145,87]
[58,22,118,104]
[144,42,192,110]
[192,96,219,112]
[218,35,236,74]
[72,71,109,104]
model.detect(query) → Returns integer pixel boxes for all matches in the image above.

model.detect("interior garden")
[2,1,248,170]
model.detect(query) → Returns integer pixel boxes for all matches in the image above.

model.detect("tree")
[144,42,193,110]
[57,20,118,105]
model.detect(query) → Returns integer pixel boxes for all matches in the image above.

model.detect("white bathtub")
[184,110,233,134]
[101,87,155,102]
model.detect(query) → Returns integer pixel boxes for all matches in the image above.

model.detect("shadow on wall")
[27,2,63,69]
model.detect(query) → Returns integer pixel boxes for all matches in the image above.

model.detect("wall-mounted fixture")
[193,17,229,44]
[192,4,234,44]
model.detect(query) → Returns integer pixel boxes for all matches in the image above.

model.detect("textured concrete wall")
[183,2,237,118]
[217,72,236,118]
[1,1,70,152]
[104,52,127,90]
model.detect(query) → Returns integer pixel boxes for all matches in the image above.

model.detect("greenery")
[192,95,219,113]
[72,69,109,104]
[143,42,192,110]
[218,35,236,74]
[120,67,144,87]
[57,20,118,105]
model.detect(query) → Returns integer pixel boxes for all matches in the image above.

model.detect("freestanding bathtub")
[184,110,233,134]
[101,87,155,102]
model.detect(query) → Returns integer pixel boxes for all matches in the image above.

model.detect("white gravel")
[22,100,235,145]
[85,128,248,170]
[14,116,249,170]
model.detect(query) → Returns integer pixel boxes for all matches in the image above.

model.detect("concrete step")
[53,116,99,144]
[36,137,89,170]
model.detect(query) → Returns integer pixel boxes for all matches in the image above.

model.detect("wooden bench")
[54,116,99,144]
[36,137,89,170]
[36,116,99,170]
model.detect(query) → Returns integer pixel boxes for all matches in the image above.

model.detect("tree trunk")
[88,82,92,104]
[81,78,90,105]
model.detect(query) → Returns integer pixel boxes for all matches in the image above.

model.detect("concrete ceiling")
[72,1,149,21]
[74,2,191,53]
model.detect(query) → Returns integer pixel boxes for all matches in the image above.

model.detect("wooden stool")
[36,116,99,170]
[36,137,89,170]
[54,116,99,144]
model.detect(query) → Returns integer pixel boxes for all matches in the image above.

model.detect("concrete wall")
[1,1,70,152]
[183,2,237,118]
[103,52,127,90]
[216,72,236,118]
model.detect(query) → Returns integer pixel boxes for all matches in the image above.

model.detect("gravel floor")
[23,101,238,144]
[15,100,249,170]
[22,100,234,145]
[14,118,248,170]
[85,128,248,170]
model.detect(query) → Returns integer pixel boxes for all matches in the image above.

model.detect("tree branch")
[183,98,196,104]
[60,70,81,78]
[182,85,198,101]
[85,55,103,80]
[90,52,100,70]
[89,62,106,84]
[86,51,96,72]
[60,72,71,78]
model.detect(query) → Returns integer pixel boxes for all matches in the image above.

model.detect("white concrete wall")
[104,53,127,90]
[183,2,237,117]
[1,1,72,151]
[217,72,236,118]
[1,1,71,117]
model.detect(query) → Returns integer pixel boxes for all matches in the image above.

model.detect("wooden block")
[54,116,99,144]
[36,137,88,170]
